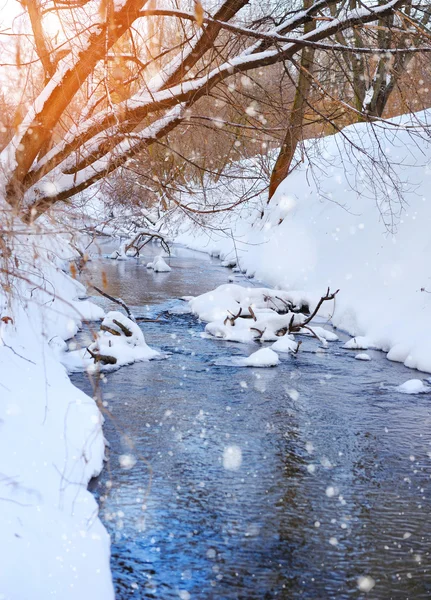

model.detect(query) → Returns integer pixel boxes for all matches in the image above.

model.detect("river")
[71,242,431,599]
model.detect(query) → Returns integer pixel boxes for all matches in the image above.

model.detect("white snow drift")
[176,110,431,373]
[0,227,114,599]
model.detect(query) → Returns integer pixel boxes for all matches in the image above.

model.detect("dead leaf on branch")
[194,1,204,27]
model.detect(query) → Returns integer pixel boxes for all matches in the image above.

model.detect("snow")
[222,445,243,470]
[62,311,160,372]
[243,347,279,367]
[301,326,339,341]
[147,255,172,272]
[396,379,431,394]
[271,335,299,353]
[343,336,370,350]
[189,283,337,347]
[0,224,114,598]
[355,353,371,361]
[190,283,311,323]
[176,109,431,374]
[357,575,376,592]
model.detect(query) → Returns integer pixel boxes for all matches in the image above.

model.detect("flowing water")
[72,242,431,599]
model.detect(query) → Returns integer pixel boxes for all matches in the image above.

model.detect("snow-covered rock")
[147,254,171,272]
[396,379,431,394]
[355,353,371,361]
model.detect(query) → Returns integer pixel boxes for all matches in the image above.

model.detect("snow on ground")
[146,254,171,272]
[176,110,431,373]
[62,310,160,372]
[396,379,431,394]
[0,226,114,598]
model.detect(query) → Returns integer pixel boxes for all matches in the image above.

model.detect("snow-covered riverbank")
[175,110,431,373]
[0,230,114,599]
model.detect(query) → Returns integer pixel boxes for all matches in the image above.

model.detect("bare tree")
[1,0,429,223]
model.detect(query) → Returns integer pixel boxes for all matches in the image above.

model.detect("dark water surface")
[72,242,431,600]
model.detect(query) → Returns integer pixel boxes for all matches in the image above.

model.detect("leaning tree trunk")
[268,0,316,202]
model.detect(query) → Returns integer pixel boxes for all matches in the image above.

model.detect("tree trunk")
[268,0,316,202]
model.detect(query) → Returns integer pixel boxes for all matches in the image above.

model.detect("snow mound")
[190,284,338,350]
[343,336,370,350]
[189,283,310,324]
[355,353,371,361]
[215,347,279,368]
[272,335,299,353]
[396,379,431,394]
[62,311,160,372]
[243,348,280,367]
[147,255,171,272]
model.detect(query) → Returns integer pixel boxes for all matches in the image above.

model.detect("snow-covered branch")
[21,0,408,213]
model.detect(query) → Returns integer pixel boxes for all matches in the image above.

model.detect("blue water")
[72,244,431,599]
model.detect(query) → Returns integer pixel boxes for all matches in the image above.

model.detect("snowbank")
[176,110,431,373]
[0,227,114,598]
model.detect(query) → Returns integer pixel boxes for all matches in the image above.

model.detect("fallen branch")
[100,324,121,336]
[112,318,132,337]
[87,348,117,365]
[293,340,302,354]
[224,307,242,326]
[301,288,339,327]
[91,284,136,322]
[301,324,324,343]
[248,305,257,321]
[288,288,339,334]
[251,326,265,340]
[135,315,167,323]
[275,295,293,313]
